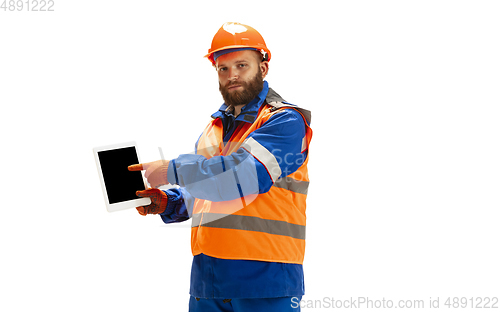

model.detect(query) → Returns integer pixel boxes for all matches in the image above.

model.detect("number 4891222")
[1,0,55,11]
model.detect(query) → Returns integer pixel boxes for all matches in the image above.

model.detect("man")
[129,22,312,312]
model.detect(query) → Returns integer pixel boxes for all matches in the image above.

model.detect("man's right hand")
[135,188,168,216]
[128,160,170,189]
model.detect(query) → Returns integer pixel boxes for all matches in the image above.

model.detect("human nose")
[228,67,239,81]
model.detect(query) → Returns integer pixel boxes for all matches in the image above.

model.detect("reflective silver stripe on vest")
[242,137,282,182]
[191,213,306,240]
[273,177,309,195]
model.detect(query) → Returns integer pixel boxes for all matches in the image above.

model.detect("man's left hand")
[129,160,170,188]
[135,188,168,216]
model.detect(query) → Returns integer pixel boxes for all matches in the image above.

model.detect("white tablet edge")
[93,141,151,212]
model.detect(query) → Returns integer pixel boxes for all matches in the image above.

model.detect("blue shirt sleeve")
[159,187,194,224]
[245,108,307,193]
[166,108,307,202]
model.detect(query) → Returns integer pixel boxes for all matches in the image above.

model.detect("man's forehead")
[215,50,259,66]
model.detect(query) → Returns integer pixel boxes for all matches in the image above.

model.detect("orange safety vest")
[191,89,312,264]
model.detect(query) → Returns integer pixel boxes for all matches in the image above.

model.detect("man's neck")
[231,104,244,117]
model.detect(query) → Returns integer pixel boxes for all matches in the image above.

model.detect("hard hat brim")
[205,45,271,65]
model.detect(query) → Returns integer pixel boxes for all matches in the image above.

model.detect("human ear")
[260,61,269,78]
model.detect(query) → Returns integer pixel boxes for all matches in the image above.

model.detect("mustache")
[225,80,246,88]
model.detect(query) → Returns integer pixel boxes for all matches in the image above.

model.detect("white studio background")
[1,1,499,311]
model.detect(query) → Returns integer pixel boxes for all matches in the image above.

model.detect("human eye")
[218,67,227,73]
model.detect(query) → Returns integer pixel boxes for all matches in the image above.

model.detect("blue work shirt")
[159,81,306,299]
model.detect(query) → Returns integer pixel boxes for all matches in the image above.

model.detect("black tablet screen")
[97,146,146,204]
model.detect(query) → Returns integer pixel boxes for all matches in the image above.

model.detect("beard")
[219,69,264,108]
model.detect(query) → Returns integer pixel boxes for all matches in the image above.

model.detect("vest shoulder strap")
[265,88,312,124]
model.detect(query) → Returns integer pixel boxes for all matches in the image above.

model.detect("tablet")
[93,141,151,212]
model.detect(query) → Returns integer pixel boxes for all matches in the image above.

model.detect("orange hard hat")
[205,22,271,65]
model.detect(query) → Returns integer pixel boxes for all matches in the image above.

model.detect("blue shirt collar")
[212,80,269,123]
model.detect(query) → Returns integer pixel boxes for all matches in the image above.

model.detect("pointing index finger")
[128,164,144,171]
